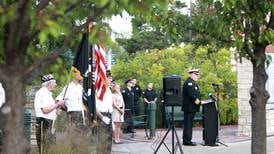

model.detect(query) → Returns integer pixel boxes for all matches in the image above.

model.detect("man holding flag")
[72,32,113,153]
[94,44,113,154]
[56,70,85,128]
[70,33,95,122]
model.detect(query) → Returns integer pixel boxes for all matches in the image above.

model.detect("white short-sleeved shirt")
[34,87,56,120]
[56,82,83,112]
[0,83,5,108]
[96,87,113,113]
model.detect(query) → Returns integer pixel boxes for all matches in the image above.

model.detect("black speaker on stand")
[163,75,182,106]
[154,75,183,154]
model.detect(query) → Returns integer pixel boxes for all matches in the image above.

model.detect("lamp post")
[189,0,192,42]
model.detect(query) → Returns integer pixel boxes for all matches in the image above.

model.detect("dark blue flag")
[72,33,95,119]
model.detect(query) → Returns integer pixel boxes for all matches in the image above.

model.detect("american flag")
[94,44,107,101]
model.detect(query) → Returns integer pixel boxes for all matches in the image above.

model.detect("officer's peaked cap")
[188,69,199,74]
[125,79,132,84]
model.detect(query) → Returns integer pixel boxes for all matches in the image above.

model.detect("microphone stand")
[212,84,228,147]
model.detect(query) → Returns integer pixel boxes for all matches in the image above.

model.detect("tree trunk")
[250,47,269,154]
[251,106,266,154]
[0,70,28,154]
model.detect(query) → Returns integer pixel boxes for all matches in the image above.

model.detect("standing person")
[0,82,5,150]
[159,89,166,128]
[56,71,85,128]
[34,74,64,153]
[143,82,157,118]
[96,71,113,154]
[111,83,125,144]
[0,82,5,108]
[121,79,134,133]
[182,69,201,146]
[131,78,142,116]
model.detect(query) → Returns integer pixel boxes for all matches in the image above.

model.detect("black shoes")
[183,141,219,146]
[183,141,197,146]
[202,142,219,146]
[207,143,219,147]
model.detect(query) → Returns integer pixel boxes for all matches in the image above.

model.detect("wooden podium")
[202,100,218,146]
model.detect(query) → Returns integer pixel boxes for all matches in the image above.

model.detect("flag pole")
[87,21,97,126]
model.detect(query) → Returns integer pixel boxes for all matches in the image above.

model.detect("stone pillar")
[237,58,252,136]
[266,110,274,134]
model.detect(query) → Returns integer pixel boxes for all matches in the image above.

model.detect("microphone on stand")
[208,93,217,102]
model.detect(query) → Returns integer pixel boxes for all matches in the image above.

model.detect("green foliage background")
[112,44,237,126]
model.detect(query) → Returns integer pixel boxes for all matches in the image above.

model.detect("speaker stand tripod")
[212,84,228,147]
[154,106,183,154]
[215,102,228,147]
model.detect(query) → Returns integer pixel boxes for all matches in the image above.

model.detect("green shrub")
[219,98,238,124]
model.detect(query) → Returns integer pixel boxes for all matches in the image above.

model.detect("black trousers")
[161,103,166,127]
[35,117,55,154]
[133,100,140,116]
[124,109,133,132]
[144,103,150,122]
[96,112,112,154]
[183,112,196,143]
[67,111,83,129]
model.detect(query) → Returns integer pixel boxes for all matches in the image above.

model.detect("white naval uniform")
[34,87,57,120]
[0,83,5,108]
[96,87,113,114]
[56,81,83,112]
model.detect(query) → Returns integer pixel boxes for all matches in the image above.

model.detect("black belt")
[101,112,111,115]
[36,117,53,128]
[36,117,53,123]
[67,111,82,114]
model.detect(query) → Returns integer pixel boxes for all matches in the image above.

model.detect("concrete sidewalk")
[112,125,274,154]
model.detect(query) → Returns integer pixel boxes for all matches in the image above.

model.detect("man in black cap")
[34,74,64,153]
[182,69,201,146]
[131,78,142,116]
[121,79,134,133]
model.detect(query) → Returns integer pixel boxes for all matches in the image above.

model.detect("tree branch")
[5,0,30,65]
[36,0,50,13]
[190,26,232,45]
[243,19,256,61]
[0,67,4,81]
[64,0,84,15]
[267,11,274,29]
[24,1,112,83]
[23,17,93,83]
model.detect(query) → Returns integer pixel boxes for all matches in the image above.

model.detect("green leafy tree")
[117,1,229,54]
[0,1,169,153]
[115,1,190,54]
[190,0,274,153]
[116,30,171,54]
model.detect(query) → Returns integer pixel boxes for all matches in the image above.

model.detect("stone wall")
[266,110,274,133]
[237,58,274,136]
[25,86,39,145]
[237,58,252,136]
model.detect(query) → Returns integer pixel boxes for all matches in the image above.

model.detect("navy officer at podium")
[181,68,201,146]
